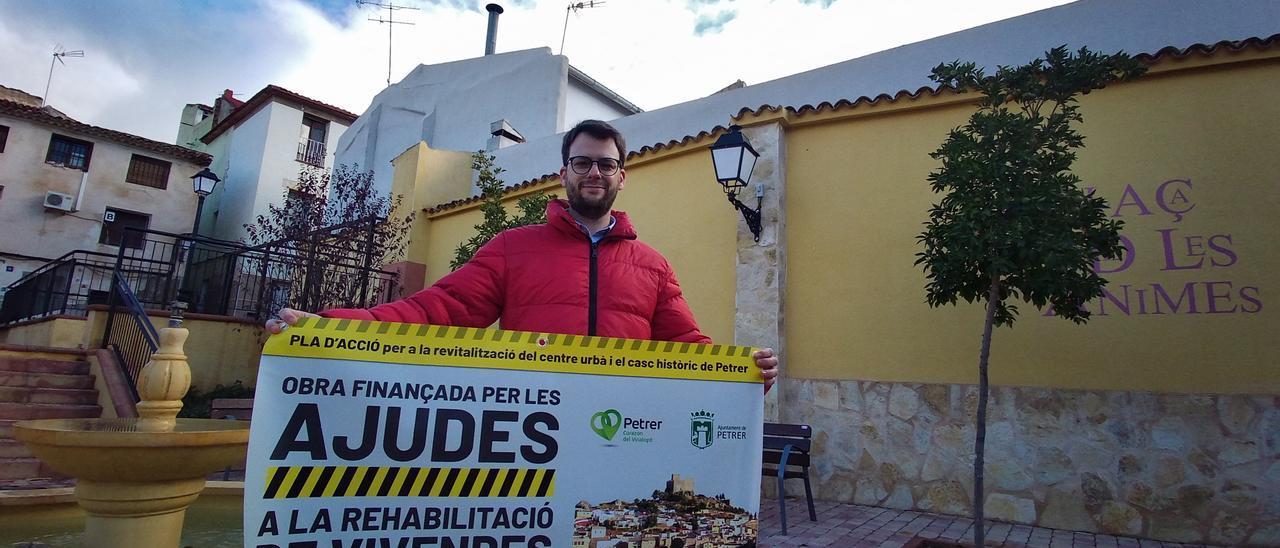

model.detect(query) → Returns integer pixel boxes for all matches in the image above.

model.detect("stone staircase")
[0,347,101,485]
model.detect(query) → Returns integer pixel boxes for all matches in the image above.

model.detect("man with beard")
[268,119,778,392]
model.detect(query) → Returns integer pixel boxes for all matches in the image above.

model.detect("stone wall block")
[988,459,1035,491]
[1104,418,1140,448]
[1041,486,1095,531]
[919,480,971,516]
[888,384,921,420]
[921,384,950,416]
[1035,446,1073,486]
[1261,408,1280,457]
[1147,510,1203,543]
[1249,524,1280,546]
[815,470,856,502]
[1153,456,1188,488]
[813,380,840,410]
[1095,501,1144,536]
[1081,473,1115,512]
[1123,481,1154,509]
[1151,417,1189,452]
[912,413,938,455]
[1187,449,1218,479]
[854,476,889,506]
[1176,484,1216,522]
[1220,439,1261,467]
[920,449,955,482]
[840,380,864,411]
[984,493,1038,525]
[1209,510,1252,546]
[1218,396,1256,436]
[885,485,913,510]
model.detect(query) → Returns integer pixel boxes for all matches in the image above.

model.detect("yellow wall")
[783,55,1279,394]
[181,316,267,390]
[390,142,473,264]
[80,308,265,390]
[414,142,739,343]
[0,317,88,348]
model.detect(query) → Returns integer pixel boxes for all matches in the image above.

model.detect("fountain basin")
[12,418,249,482]
[11,417,249,547]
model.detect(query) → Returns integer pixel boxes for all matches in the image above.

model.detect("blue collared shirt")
[574,216,617,244]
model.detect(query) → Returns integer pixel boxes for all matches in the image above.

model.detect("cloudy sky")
[0,0,1072,143]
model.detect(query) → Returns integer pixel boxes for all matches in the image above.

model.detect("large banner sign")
[246,318,764,548]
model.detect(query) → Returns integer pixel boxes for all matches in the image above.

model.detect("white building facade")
[176,86,357,242]
[0,86,211,294]
[334,47,641,197]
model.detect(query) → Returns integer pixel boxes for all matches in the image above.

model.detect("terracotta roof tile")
[0,98,212,165]
[425,34,1279,215]
[201,85,359,144]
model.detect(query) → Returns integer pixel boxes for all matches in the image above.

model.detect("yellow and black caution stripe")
[303,318,755,359]
[263,466,556,499]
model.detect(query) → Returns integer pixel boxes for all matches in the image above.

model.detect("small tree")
[244,164,414,311]
[450,151,552,270]
[916,46,1144,545]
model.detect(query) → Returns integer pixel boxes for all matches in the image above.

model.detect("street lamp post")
[709,125,763,241]
[189,168,221,236]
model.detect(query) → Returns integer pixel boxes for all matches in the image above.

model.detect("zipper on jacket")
[588,241,599,336]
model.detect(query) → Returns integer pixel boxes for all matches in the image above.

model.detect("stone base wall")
[776,378,1279,545]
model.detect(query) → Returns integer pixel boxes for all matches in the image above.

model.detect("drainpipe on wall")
[484,4,503,56]
[73,168,89,212]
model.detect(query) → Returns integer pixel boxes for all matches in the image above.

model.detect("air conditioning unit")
[103,211,116,223]
[43,191,75,212]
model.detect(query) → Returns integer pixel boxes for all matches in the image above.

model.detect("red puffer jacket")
[321,199,711,343]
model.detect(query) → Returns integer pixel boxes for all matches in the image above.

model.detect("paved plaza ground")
[758,497,1215,548]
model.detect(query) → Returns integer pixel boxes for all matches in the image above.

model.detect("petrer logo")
[690,410,715,449]
[591,409,622,441]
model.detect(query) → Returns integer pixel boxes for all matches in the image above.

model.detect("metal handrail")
[102,272,158,402]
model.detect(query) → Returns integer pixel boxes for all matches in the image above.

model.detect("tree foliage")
[243,164,414,311]
[450,151,553,270]
[918,46,1145,326]
[916,46,1145,546]
[244,164,413,260]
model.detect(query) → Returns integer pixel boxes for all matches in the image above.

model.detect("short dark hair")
[561,119,627,167]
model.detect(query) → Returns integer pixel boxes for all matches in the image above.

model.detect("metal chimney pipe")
[485,4,503,56]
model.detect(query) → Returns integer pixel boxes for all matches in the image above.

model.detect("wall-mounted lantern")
[709,125,762,241]
[189,168,221,236]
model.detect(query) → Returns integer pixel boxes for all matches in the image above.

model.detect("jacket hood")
[546,198,638,241]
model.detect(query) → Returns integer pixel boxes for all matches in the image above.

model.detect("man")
[268,119,778,392]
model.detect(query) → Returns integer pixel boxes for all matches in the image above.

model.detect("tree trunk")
[974,276,1000,547]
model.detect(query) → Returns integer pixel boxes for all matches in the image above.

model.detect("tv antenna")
[42,45,84,108]
[357,0,418,86]
[560,1,605,56]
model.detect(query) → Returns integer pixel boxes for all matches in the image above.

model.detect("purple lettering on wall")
[1155,178,1195,222]
[1113,184,1153,218]
[1152,282,1200,315]
[1160,229,1205,271]
[1097,285,1131,316]
[1208,234,1238,267]
[1205,281,1238,314]
[1240,287,1262,313]
[1095,235,1136,274]
[1036,178,1263,320]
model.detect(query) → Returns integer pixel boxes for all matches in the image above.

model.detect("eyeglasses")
[567,156,622,176]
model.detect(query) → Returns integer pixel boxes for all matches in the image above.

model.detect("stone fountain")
[12,303,249,547]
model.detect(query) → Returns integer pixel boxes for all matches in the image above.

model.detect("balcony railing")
[297,139,326,167]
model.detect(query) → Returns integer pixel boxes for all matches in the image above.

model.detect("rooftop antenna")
[560,1,605,56]
[357,0,418,87]
[42,45,84,108]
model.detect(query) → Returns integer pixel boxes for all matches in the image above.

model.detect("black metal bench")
[763,422,816,534]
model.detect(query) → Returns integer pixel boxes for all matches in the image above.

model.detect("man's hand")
[265,308,320,334]
[754,348,779,394]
